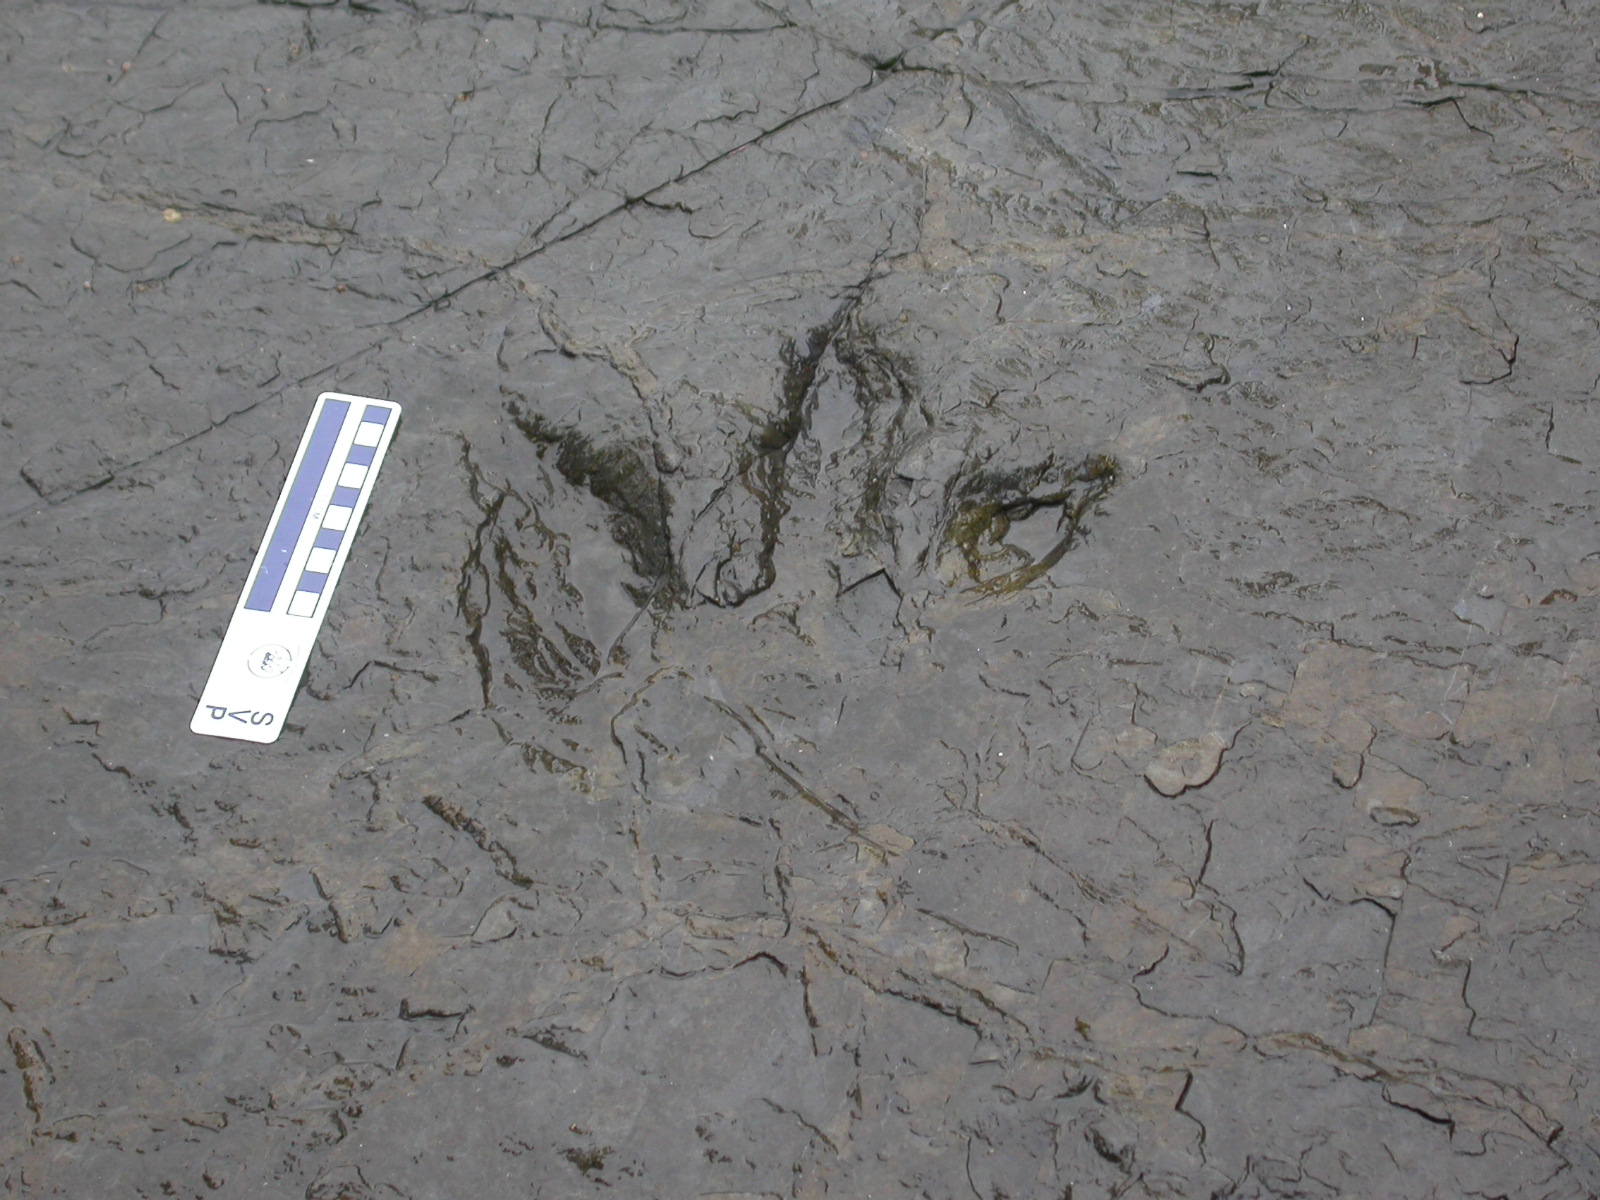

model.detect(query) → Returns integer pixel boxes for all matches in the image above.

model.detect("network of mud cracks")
[6,0,1600,1197]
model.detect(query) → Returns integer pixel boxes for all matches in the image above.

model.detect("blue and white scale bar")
[192,391,401,743]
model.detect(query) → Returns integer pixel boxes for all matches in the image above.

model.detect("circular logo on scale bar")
[247,644,293,678]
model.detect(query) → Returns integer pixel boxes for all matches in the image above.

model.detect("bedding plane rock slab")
[4,1,1600,1197]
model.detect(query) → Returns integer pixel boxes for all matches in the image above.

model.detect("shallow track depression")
[3,2,1600,1197]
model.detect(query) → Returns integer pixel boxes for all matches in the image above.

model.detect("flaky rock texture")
[4,2,1600,1197]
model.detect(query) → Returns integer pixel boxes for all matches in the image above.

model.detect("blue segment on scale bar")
[244,398,350,613]
[282,404,393,619]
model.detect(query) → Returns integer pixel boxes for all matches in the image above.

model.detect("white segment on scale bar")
[191,391,401,743]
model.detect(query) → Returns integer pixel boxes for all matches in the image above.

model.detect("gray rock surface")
[4,1,1600,1196]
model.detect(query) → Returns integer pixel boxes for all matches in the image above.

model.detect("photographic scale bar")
[192,392,401,743]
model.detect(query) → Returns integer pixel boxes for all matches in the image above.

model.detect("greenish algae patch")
[942,452,1120,596]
